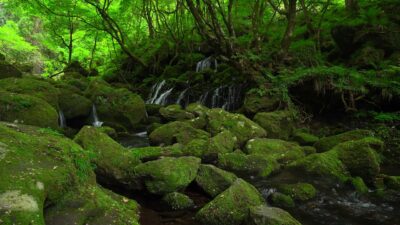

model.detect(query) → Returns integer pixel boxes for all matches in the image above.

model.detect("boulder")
[56,83,92,119]
[0,61,22,79]
[186,115,207,129]
[246,206,301,225]
[292,130,319,146]
[269,193,295,208]
[186,103,210,116]
[149,121,210,146]
[159,104,195,121]
[314,129,374,152]
[243,92,281,114]
[162,192,194,210]
[196,179,265,225]
[276,183,317,201]
[0,91,58,129]
[134,156,201,195]
[253,110,296,140]
[74,126,141,189]
[206,108,266,145]
[196,164,238,197]
[85,79,146,130]
[130,145,183,161]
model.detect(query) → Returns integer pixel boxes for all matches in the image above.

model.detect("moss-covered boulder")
[145,104,163,116]
[196,164,238,197]
[162,192,194,211]
[246,206,301,225]
[0,61,22,79]
[277,183,317,201]
[74,126,141,189]
[206,108,266,145]
[186,115,207,129]
[85,79,146,130]
[218,152,280,177]
[186,103,209,116]
[253,110,296,140]
[245,138,305,164]
[384,176,400,191]
[149,121,210,146]
[314,129,374,152]
[0,77,60,108]
[243,92,281,114]
[130,145,184,161]
[196,179,265,225]
[0,122,139,225]
[350,177,369,194]
[269,193,295,208]
[159,104,195,121]
[292,130,319,146]
[56,84,92,119]
[134,156,201,195]
[0,91,58,129]
[209,130,238,154]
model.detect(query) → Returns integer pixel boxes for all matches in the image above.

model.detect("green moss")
[186,115,207,129]
[159,104,194,121]
[302,146,317,155]
[186,103,209,116]
[183,138,210,157]
[162,192,194,210]
[0,61,22,79]
[269,192,295,208]
[350,177,369,194]
[134,156,201,195]
[247,206,301,225]
[57,83,91,119]
[277,183,317,201]
[384,176,400,190]
[253,110,297,140]
[243,92,281,114]
[292,131,319,146]
[130,145,183,161]
[314,129,374,152]
[0,91,58,129]
[209,130,237,154]
[196,179,265,225]
[195,164,237,197]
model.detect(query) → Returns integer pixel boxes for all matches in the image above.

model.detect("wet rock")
[269,193,295,208]
[186,103,209,116]
[159,104,195,121]
[0,90,58,129]
[134,156,201,195]
[196,179,265,225]
[162,192,194,211]
[350,177,369,194]
[56,83,92,119]
[253,110,296,140]
[0,61,22,79]
[246,206,301,225]
[149,121,210,146]
[277,183,317,201]
[292,130,319,146]
[146,104,163,117]
[314,129,374,152]
[196,164,238,197]
[130,145,183,161]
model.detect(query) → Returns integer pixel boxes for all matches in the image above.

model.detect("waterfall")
[58,110,66,128]
[196,57,218,72]
[176,88,189,106]
[154,88,173,105]
[147,80,166,104]
[92,104,103,127]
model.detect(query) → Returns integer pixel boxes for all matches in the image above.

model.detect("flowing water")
[91,104,103,127]
[58,110,66,128]
[196,57,218,72]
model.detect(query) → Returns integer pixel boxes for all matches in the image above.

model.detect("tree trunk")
[281,0,297,55]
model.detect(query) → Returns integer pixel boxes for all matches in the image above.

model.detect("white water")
[58,110,66,128]
[154,87,173,105]
[92,104,103,127]
[196,57,218,72]
[147,80,166,104]
[176,88,189,105]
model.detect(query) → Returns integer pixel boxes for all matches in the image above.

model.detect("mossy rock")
[196,179,265,225]
[74,126,141,190]
[134,156,201,195]
[244,138,305,164]
[253,110,297,140]
[218,152,280,177]
[269,192,295,208]
[186,115,207,130]
[292,131,319,146]
[206,108,266,146]
[183,138,210,157]
[195,164,238,197]
[56,83,92,119]
[186,103,210,116]
[85,79,146,130]
[0,61,22,79]
[302,146,317,155]
[130,145,184,161]
[0,77,60,108]
[145,104,163,117]
[44,185,139,225]
[383,176,400,191]
[0,91,58,129]
[149,121,210,146]
[159,104,195,121]
[350,177,369,194]
[277,183,317,202]
[243,92,281,114]
[64,77,89,91]
[246,206,301,225]
[313,129,374,152]
[162,192,194,211]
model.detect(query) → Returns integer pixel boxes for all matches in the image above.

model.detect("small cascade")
[146,80,166,104]
[91,104,103,127]
[196,57,218,72]
[176,88,189,106]
[154,88,173,105]
[200,84,244,111]
[58,110,66,128]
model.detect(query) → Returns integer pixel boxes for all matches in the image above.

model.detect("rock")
[209,130,238,154]
[0,61,22,79]
[277,183,317,201]
[159,104,195,121]
[149,121,210,146]
[0,91,58,129]
[301,146,317,155]
[162,192,194,210]
[85,79,146,130]
[196,179,265,225]
[145,104,163,117]
[64,77,89,91]
[183,138,210,157]
[147,122,163,134]
[269,193,295,208]
[0,77,60,108]
[246,206,301,225]
[350,177,369,194]
[64,61,89,77]
[243,92,281,114]
[218,152,280,177]
[130,145,183,161]
[134,156,201,195]
[186,103,209,116]
[206,108,266,145]
[186,115,207,129]
[196,164,238,197]
[74,126,141,189]
[314,129,374,152]
[244,138,305,164]
[56,83,92,120]
[253,110,296,140]
[292,131,319,146]
[384,176,400,191]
